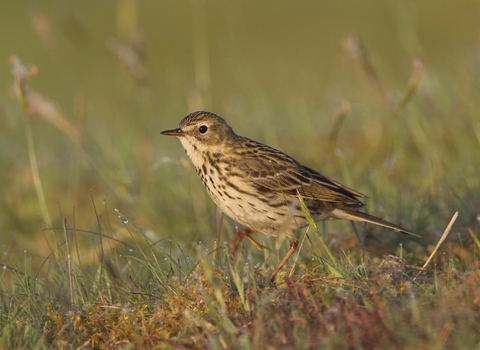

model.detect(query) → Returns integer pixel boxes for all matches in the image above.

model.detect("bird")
[161,111,417,284]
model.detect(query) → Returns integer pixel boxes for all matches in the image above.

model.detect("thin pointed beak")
[161,127,185,136]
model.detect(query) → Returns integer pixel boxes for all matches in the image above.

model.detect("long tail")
[332,209,419,237]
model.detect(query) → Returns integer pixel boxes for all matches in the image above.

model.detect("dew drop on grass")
[164,258,167,261]
[123,220,128,224]
[115,208,119,212]
[2,266,6,270]
[129,249,133,252]
[117,216,121,219]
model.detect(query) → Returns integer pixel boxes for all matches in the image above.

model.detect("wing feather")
[236,146,366,205]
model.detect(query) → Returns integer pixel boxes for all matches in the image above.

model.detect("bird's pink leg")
[269,238,299,284]
[229,228,269,255]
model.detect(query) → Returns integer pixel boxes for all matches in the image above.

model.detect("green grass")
[1,209,479,349]
[1,1,480,349]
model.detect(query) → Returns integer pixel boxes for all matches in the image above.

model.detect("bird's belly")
[206,185,303,236]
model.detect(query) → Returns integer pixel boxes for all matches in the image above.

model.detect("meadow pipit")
[162,111,417,283]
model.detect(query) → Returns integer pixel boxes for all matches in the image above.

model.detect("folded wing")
[236,147,366,206]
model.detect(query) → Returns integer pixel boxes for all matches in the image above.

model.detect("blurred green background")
[1,0,479,268]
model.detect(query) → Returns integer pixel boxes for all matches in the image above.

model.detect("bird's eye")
[199,125,208,134]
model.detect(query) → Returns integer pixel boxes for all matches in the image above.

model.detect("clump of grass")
[1,204,479,349]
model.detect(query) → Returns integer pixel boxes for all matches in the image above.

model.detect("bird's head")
[161,111,237,160]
